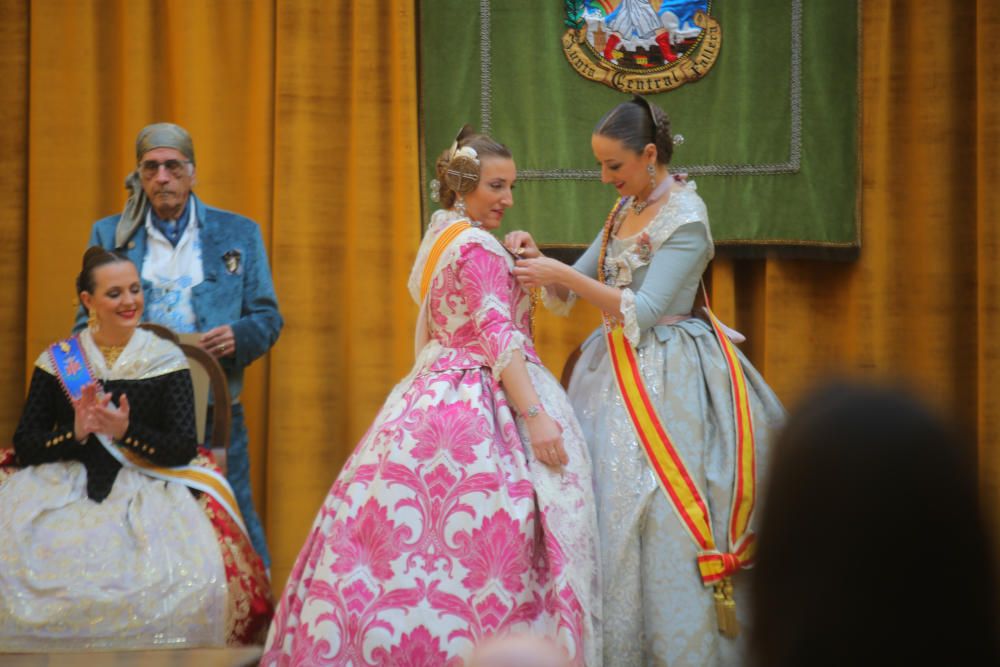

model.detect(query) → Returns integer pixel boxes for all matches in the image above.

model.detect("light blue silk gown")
[548,181,785,667]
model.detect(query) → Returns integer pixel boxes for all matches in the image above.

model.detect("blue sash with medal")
[47,337,97,400]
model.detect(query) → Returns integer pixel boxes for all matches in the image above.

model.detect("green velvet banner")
[420,1,859,254]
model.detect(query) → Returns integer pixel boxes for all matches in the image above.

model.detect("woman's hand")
[92,394,130,441]
[71,382,101,442]
[513,257,569,289]
[526,412,568,468]
[504,231,542,259]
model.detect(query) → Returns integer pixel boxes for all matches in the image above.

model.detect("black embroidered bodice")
[12,368,197,502]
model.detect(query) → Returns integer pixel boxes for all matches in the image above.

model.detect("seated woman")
[0,246,273,650]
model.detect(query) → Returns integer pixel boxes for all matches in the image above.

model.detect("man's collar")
[149,196,192,226]
[145,195,198,244]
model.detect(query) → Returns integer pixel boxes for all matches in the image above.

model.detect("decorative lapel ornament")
[562,0,721,95]
[223,249,242,275]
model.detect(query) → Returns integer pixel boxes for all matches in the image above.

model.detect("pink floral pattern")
[634,231,653,263]
[327,498,409,581]
[455,510,532,593]
[405,400,489,464]
[262,212,599,666]
[370,626,457,667]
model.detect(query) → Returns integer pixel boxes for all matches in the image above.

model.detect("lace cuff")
[492,330,528,380]
[620,288,641,347]
[541,285,576,317]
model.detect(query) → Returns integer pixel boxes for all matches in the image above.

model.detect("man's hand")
[200,325,236,359]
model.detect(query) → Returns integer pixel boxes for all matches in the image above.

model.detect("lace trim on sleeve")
[619,288,641,347]
[492,330,528,381]
[541,285,576,317]
[461,229,517,264]
[648,183,713,258]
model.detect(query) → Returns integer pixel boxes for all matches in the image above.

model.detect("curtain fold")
[0,0,995,593]
[265,0,422,588]
[976,0,1000,545]
[0,1,28,434]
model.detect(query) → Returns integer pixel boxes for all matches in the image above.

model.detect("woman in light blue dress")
[507,97,784,666]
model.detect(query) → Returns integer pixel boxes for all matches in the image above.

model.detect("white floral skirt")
[0,463,228,650]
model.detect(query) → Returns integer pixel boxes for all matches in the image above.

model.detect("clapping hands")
[72,383,130,442]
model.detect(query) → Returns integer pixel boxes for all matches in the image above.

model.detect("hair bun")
[444,147,480,194]
[433,129,512,209]
[649,104,674,164]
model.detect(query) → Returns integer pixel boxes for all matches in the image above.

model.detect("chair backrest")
[560,344,584,391]
[177,333,232,472]
[139,322,179,344]
[139,324,231,473]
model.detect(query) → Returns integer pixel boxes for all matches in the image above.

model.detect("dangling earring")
[455,195,467,217]
[647,163,657,190]
[88,309,100,333]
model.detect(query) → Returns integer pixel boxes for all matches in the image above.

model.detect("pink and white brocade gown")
[262,209,601,666]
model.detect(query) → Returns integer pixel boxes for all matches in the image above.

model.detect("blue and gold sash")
[47,337,96,401]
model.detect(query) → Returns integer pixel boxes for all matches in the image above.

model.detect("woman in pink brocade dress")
[262,128,601,666]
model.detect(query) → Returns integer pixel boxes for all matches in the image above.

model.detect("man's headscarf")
[115,123,196,249]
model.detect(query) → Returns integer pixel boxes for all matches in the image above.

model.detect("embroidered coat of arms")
[562,0,721,94]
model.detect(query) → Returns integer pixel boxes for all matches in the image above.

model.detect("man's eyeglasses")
[139,159,191,178]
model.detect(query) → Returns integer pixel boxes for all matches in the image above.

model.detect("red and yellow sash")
[598,198,757,636]
[421,220,472,300]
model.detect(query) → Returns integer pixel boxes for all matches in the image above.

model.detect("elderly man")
[76,123,282,567]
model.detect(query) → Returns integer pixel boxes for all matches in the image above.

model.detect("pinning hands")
[512,257,568,290]
[72,383,130,441]
[503,231,541,259]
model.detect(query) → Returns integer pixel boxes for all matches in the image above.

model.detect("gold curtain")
[0,0,996,593]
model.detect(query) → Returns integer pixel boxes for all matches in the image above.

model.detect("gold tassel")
[713,577,740,638]
[713,582,728,634]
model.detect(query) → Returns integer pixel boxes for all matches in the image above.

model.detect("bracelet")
[523,403,544,418]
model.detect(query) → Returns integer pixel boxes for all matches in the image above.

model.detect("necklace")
[503,245,539,337]
[598,198,631,286]
[98,344,125,367]
[630,174,674,214]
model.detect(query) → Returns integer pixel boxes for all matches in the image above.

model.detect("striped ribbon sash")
[421,220,472,300]
[597,198,757,637]
[95,433,248,538]
[47,336,249,539]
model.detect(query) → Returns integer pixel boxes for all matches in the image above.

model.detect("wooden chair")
[139,321,179,344]
[560,344,583,391]
[139,324,232,473]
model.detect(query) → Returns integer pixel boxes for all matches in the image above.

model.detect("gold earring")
[88,309,100,333]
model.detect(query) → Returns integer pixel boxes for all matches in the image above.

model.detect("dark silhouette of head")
[750,380,999,666]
